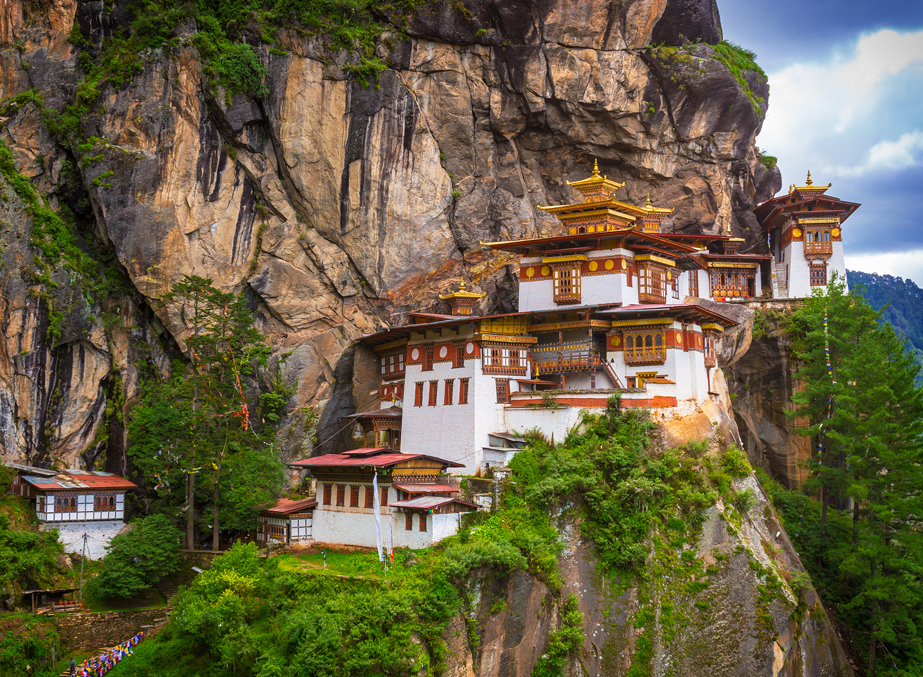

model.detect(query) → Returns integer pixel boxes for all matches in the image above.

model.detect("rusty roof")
[393,483,458,494]
[290,451,463,469]
[261,497,318,516]
[389,496,478,510]
[22,470,136,492]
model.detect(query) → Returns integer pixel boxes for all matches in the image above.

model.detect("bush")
[90,514,182,599]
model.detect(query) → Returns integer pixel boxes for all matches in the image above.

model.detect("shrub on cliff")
[89,514,182,600]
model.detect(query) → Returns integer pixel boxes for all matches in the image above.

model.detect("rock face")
[724,301,812,489]
[0,0,780,471]
[441,471,852,677]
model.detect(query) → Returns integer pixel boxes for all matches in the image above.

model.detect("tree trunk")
[869,559,877,676]
[821,485,829,525]
[212,468,221,552]
[186,471,196,550]
[852,499,860,545]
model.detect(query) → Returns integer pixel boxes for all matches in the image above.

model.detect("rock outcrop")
[442,471,852,677]
[0,0,780,471]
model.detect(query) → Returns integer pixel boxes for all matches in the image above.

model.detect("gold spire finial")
[644,194,652,209]
[592,159,600,176]
[806,170,813,186]
[459,282,467,291]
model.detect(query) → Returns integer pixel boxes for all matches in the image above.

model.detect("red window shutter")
[365,486,373,508]
[419,514,427,532]
[415,382,424,407]
[381,486,389,506]
[323,484,331,505]
[336,485,345,506]
[351,486,360,507]
[405,512,413,531]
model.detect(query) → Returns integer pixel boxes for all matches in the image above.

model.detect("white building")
[255,497,317,546]
[354,165,745,473]
[755,172,859,299]
[290,448,476,550]
[7,465,137,559]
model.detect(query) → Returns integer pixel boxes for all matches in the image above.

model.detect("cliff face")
[0,0,780,468]
[441,474,852,677]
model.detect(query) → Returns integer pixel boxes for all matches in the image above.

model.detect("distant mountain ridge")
[848,269,923,373]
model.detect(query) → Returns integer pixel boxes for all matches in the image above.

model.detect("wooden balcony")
[533,349,602,375]
[803,242,832,256]
[623,347,666,365]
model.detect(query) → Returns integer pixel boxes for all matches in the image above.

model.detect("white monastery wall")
[313,507,454,549]
[50,520,125,560]
[504,405,585,444]
[402,357,478,472]
[472,368,516,474]
[830,241,847,291]
[37,492,125,522]
[784,241,813,299]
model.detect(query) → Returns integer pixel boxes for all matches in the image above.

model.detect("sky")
[719,0,923,285]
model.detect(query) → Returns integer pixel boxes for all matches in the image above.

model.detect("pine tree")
[790,274,923,674]
[129,276,285,550]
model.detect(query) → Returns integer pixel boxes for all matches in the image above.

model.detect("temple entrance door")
[748,276,756,298]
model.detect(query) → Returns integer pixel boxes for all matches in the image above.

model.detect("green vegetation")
[786,273,923,676]
[848,269,923,380]
[110,404,762,676]
[0,613,61,677]
[757,151,778,169]
[712,41,767,114]
[87,514,182,600]
[128,276,287,550]
[0,467,68,595]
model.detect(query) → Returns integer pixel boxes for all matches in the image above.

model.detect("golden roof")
[790,170,831,195]
[438,282,485,301]
[641,193,674,215]
[565,159,625,195]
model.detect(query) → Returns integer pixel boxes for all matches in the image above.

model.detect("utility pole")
[78,533,88,603]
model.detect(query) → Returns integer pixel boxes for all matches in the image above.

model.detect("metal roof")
[393,483,458,494]
[597,303,738,327]
[4,463,58,477]
[22,470,136,492]
[389,496,478,510]
[290,451,463,469]
[345,408,403,420]
[261,497,317,516]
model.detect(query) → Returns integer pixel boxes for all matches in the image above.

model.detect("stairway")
[772,263,788,299]
[156,579,179,602]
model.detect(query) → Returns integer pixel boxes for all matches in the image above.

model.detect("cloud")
[755,26,923,285]
[847,249,923,286]
[832,130,923,176]
[759,28,923,160]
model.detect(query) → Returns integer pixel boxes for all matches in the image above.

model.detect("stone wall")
[54,607,171,652]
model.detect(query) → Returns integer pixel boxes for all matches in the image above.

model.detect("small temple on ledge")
[294,163,859,549]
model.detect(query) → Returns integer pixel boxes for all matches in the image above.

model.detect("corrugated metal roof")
[393,483,458,494]
[346,408,403,420]
[4,463,58,477]
[22,472,136,491]
[290,452,463,469]
[342,447,392,457]
[389,496,477,510]
[261,497,317,516]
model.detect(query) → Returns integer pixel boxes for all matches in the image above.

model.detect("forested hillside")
[848,270,923,372]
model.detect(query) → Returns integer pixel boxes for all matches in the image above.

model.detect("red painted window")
[336,485,345,506]
[810,264,827,287]
[405,512,413,531]
[414,382,424,407]
[365,486,374,508]
[381,486,389,506]
[496,379,510,404]
[423,346,434,371]
[444,379,454,405]
[428,380,438,406]
[453,343,465,368]
[459,378,470,404]
[689,272,698,297]
[323,484,332,505]
[419,514,427,532]
[350,486,360,507]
